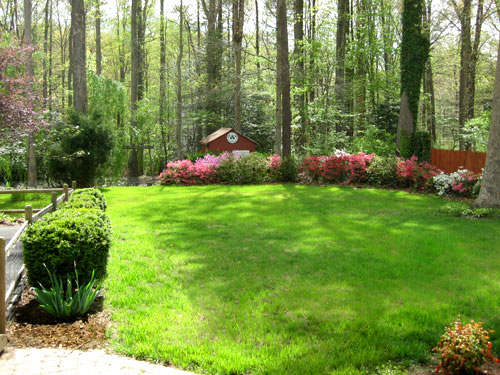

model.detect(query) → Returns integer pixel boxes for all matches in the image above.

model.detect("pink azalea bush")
[159,152,234,185]
[451,169,481,197]
[268,154,281,180]
[395,156,442,191]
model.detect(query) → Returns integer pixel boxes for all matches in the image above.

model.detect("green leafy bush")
[69,188,107,211]
[278,156,298,182]
[33,265,102,320]
[349,126,397,157]
[45,109,115,187]
[433,316,498,374]
[22,208,112,287]
[218,153,270,184]
[435,203,496,218]
[410,131,431,162]
[366,156,398,186]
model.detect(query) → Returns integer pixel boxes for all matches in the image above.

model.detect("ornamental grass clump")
[434,316,498,375]
[33,264,102,320]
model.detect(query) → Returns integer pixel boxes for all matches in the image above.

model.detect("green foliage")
[70,188,107,211]
[45,109,115,187]
[410,131,431,162]
[435,203,496,218]
[87,72,127,122]
[303,129,349,156]
[278,156,298,182]
[371,362,408,375]
[350,126,397,157]
[371,103,400,135]
[460,111,490,152]
[366,156,398,186]
[0,139,27,184]
[33,265,102,320]
[399,134,413,159]
[434,316,497,374]
[400,0,429,124]
[22,207,112,287]
[0,212,13,224]
[217,153,270,184]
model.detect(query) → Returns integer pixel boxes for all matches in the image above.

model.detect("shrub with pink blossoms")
[268,154,281,180]
[451,169,481,198]
[395,156,441,191]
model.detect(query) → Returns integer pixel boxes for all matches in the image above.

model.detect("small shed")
[200,128,257,154]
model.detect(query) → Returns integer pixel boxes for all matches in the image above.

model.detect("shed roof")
[200,128,257,145]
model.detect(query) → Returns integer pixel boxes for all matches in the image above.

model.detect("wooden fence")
[431,148,486,174]
[0,183,75,352]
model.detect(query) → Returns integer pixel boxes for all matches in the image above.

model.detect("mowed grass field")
[103,185,500,375]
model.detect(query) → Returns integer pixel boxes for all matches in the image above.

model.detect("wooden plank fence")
[0,182,75,352]
[431,148,486,174]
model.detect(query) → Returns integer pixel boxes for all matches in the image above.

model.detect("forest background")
[0,0,499,186]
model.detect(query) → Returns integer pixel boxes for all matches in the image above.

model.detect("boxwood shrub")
[22,208,112,287]
[70,188,107,211]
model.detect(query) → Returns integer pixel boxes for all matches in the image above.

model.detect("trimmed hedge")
[22,188,111,287]
[70,188,107,211]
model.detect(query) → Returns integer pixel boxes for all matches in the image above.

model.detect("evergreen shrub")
[69,188,107,211]
[22,208,112,287]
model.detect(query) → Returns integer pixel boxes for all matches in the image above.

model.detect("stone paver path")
[0,348,195,375]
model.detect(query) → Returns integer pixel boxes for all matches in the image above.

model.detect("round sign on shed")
[200,128,257,154]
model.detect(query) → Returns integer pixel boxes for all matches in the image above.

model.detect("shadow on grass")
[104,185,500,374]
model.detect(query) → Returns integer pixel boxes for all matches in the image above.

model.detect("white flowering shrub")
[433,172,455,196]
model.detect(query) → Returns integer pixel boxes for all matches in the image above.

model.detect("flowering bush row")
[158,151,482,198]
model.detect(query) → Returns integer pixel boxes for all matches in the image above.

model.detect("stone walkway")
[0,347,195,375]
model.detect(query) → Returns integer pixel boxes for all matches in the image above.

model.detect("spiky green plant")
[33,264,102,320]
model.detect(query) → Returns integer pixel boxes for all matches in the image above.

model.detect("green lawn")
[0,193,51,218]
[103,185,500,375]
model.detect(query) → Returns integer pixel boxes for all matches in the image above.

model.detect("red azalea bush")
[451,170,481,198]
[395,156,441,191]
[298,152,375,184]
[322,155,349,183]
[434,316,498,375]
[298,155,324,183]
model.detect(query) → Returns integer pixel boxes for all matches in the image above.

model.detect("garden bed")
[6,283,110,350]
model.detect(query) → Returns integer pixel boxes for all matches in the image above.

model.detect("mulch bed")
[6,286,111,350]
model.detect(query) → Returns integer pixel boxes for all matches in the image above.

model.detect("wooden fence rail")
[1,182,76,352]
[431,148,486,174]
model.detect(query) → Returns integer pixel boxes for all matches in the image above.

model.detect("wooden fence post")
[63,184,69,201]
[0,237,6,349]
[72,181,77,190]
[25,205,33,224]
[51,192,58,212]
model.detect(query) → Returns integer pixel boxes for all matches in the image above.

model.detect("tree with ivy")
[397,0,430,157]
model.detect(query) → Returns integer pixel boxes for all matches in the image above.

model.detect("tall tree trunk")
[71,0,88,115]
[275,72,282,155]
[255,0,260,76]
[277,0,292,157]
[43,0,49,106]
[232,0,244,131]
[177,0,184,160]
[95,0,102,75]
[294,0,306,147]
[335,0,349,111]
[422,0,436,141]
[472,37,500,208]
[128,0,140,183]
[24,0,36,187]
[159,0,168,165]
[68,22,73,107]
[396,0,429,152]
[48,0,53,112]
[458,0,473,150]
